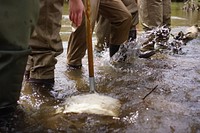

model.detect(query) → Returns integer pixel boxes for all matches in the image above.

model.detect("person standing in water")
[67,0,132,69]
[95,0,139,52]
[25,0,85,87]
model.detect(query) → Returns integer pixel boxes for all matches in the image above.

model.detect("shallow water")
[1,2,200,133]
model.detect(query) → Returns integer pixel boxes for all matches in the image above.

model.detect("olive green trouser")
[139,0,171,30]
[95,0,139,47]
[67,0,132,66]
[27,0,64,79]
[0,0,39,110]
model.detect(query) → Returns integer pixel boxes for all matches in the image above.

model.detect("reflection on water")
[1,2,200,133]
[171,2,200,26]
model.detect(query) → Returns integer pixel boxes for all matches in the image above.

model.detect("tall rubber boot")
[0,49,30,117]
[109,44,120,57]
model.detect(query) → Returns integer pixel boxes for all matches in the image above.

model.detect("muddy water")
[2,2,200,133]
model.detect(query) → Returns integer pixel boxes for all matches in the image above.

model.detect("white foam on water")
[61,93,121,117]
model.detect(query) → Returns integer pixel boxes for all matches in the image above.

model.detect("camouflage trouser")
[27,0,64,79]
[0,0,39,109]
[67,0,132,66]
[139,0,171,30]
[95,0,139,49]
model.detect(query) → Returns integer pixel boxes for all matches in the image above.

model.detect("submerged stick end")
[89,77,96,92]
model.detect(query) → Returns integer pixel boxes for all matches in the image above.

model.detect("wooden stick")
[85,0,96,92]
[142,85,158,100]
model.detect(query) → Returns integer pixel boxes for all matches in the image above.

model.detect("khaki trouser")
[67,0,132,66]
[0,0,39,109]
[27,0,64,79]
[95,0,139,47]
[139,0,171,30]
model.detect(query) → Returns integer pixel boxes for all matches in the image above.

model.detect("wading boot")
[109,44,120,57]
[129,29,137,41]
[28,78,55,86]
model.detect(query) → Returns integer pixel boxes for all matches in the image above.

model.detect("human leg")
[163,0,171,27]
[95,0,139,50]
[0,0,39,116]
[67,0,100,67]
[95,15,111,52]
[139,0,162,30]
[27,0,64,84]
[122,0,139,41]
[99,0,132,57]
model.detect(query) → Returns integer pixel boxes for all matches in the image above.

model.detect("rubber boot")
[109,44,120,57]
[129,29,137,41]
[0,49,30,117]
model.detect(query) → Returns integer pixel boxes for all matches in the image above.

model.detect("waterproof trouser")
[0,0,39,113]
[67,0,132,66]
[139,0,171,30]
[27,0,64,80]
[95,0,139,47]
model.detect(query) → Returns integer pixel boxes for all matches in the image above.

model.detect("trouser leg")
[0,0,39,115]
[163,0,171,27]
[99,0,132,57]
[122,0,139,40]
[139,0,162,30]
[28,0,64,80]
[95,15,111,51]
[0,50,30,115]
[96,0,139,45]
[100,0,132,45]
[67,0,100,66]
[128,11,138,41]
[67,20,87,66]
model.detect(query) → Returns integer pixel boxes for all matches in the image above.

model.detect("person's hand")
[69,0,84,27]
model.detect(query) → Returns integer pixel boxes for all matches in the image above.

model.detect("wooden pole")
[85,0,96,92]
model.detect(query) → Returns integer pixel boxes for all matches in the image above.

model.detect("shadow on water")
[1,2,200,133]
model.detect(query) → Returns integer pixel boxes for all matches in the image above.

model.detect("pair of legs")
[139,0,171,30]
[0,0,39,116]
[67,0,132,67]
[26,0,64,85]
[95,0,139,52]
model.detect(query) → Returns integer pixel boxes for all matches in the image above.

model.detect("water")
[1,2,200,133]
[171,2,200,26]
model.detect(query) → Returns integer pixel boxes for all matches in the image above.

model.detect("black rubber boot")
[0,49,30,117]
[128,29,137,41]
[109,45,120,57]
